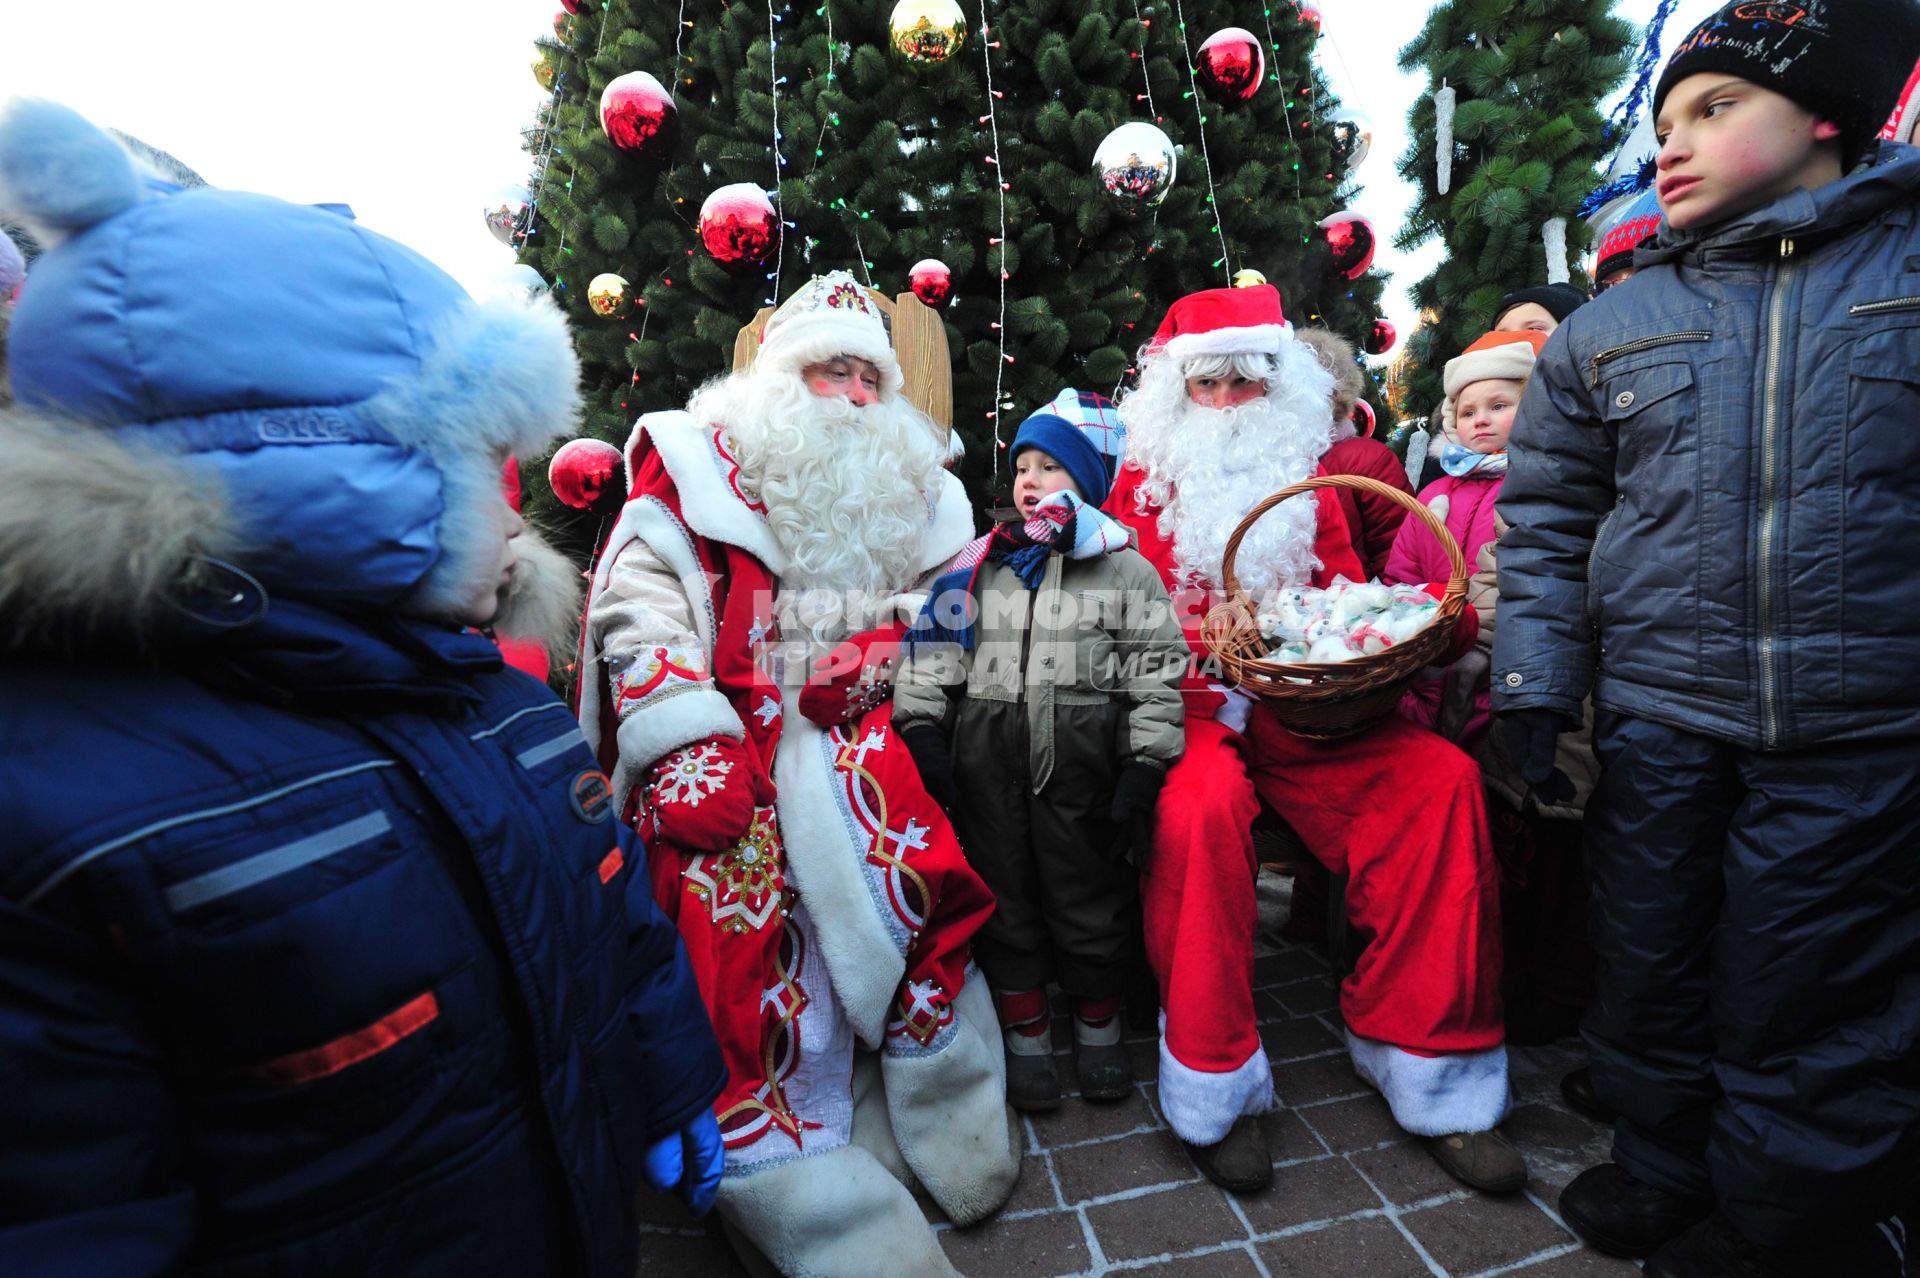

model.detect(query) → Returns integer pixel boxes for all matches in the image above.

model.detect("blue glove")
[643,1110,725,1216]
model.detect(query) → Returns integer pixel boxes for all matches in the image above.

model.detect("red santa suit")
[1106,291,1509,1149]
[577,281,1017,1277]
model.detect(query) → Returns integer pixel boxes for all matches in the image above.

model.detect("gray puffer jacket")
[1495,143,1920,750]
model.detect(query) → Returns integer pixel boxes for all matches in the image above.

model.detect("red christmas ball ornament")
[1364,317,1397,356]
[1296,1,1323,33]
[548,438,627,514]
[560,0,581,12]
[1196,28,1264,104]
[1317,211,1377,280]
[554,11,571,38]
[1351,398,1377,440]
[599,71,677,163]
[698,183,779,270]
[908,258,952,306]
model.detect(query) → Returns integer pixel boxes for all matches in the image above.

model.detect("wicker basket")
[1199,474,1467,741]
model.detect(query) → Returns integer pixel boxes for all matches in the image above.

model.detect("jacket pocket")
[1589,360,1704,691]
[1840,328,1920,704]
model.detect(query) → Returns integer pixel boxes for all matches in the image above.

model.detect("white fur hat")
[754,270,903,398]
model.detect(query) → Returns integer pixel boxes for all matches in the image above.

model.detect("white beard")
[692,370,947,643]
[1117,344,1336,603]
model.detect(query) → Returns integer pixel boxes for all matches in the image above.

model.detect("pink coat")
[1382,470,1504,748]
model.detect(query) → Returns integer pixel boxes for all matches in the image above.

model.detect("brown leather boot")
[1182,1115,1271,1193]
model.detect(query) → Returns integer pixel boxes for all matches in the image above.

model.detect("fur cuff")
[1346,1030,1511,1137]
[610,685,743,813]
[1157,1024,1276,1146]
[880,975,1021,1226]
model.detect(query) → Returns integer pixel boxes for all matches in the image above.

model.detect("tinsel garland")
[1580,0,1684,217]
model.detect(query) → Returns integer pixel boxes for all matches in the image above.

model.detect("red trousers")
[1147,712,1505,1076]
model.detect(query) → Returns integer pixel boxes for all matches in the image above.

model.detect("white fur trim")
[881,975,1021,1225]
[754,315,904,401]
[773,706,907,1047]
[917,469,974,575]
[1157,1018,1276,1146]
[639,410,786,571]
[0,99,145,249]
[1163,322,1287,363]
[1426,492,1452,523]
[716,1141,960,1278]
[610,687,744,814]
[1345,1030,1511,1136]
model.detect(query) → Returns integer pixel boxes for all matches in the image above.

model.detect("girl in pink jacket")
[1384,328,1546,749]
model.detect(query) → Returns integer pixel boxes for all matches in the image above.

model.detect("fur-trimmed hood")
[0,99,585,650]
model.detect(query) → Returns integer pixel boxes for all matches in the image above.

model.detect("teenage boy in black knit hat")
[1493,3,1920,1275]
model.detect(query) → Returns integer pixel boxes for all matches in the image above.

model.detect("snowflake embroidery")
[889,977,955,1045]
[653,742,735,807]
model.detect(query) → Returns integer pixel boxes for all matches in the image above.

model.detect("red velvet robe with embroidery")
[579,412,1006,1180]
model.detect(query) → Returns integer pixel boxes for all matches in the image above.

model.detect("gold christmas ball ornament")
[889,0,968,67]
[1231,268,1268,288]
[587,272,632,318]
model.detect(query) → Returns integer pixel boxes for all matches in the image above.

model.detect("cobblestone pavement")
[637,877,1635,1277]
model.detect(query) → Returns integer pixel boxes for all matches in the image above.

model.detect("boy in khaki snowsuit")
[895,390,1184,1112]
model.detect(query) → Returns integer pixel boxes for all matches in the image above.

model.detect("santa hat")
[1441,329,1547,440]
[1147,283,1290,365]
[1593,187,1662,282]
[754,269,904,399]
[1011,388,1125,504]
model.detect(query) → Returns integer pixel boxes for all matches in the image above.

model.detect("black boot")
[1559,1067,1617,1125]
[1559,1163,1712,1257]
[1646,1209,1912,1278]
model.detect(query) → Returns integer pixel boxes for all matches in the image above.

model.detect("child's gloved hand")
[1109,761,1166,868]
[643,1110,725,1216]
[1498,710,1576,805]
[899,723,959,813]
[645,737,771,851]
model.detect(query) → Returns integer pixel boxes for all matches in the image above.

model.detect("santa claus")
[1107,283,1523,1195]
[579,272,1018,1275]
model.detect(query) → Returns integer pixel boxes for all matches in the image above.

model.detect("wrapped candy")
[1255,577,1441,664]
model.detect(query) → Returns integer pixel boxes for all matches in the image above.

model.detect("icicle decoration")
[1543,217,1570,285]
[1435,82,1457,195]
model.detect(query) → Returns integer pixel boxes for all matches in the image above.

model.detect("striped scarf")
[911,491,1130,650]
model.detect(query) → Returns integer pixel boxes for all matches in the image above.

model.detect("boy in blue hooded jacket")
[0,100,724,1277]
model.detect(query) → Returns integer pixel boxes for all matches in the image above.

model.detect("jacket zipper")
[1848,295,1920,316]
[1757,236,1797,748]
[1587,331,1712,388]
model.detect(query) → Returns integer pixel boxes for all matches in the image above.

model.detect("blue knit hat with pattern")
[1011,389,1125,504]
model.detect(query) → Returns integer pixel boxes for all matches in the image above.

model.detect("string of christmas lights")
[1127,0,1158,120]
[978,0,1014,478]
[1256,4,1304,200]
[766,0,789,305]
[1169,0,1233,281]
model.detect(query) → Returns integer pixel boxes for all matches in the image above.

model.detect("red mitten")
[797,623,906,728]
[644,736,773,851]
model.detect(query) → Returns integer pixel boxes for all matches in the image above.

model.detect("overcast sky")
[3,0,1715,359]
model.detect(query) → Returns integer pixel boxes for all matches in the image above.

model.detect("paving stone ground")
[636,873,1636,1277]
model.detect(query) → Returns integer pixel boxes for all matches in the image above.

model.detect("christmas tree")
[1394,0,1633,416]
[515,0,1388,522]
